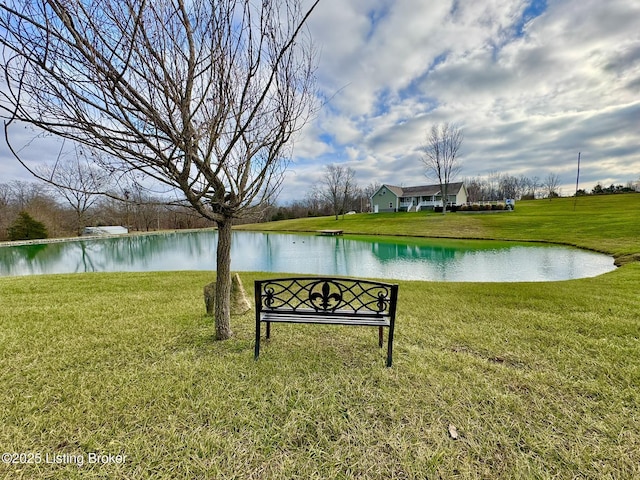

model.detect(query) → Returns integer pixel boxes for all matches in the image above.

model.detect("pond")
[0,230,616,281]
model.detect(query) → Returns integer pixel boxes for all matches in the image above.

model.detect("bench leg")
[386,326,394,368]
[254,318,261,360]
[378,326,383,348]
[255,322,270,361]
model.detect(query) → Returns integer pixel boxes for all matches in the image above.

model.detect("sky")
[285,0,640,201]
[1,0,639,203]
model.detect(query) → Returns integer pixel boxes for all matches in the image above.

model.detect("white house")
[371,182,468,213]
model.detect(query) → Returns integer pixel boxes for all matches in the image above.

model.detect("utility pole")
[573,152,581,211]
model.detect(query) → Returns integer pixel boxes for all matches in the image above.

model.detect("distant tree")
[544,173,560,200]
[529,176,541,199]
[486,171,502,201]
[303,185,326,217]
[362,182,382,212]
[1,181,64,237]
[321,165,358,220]
[7,181,41,211]
[0,183,11,240]
[499,175,519,200]
[8,211,48,241]
[38,148,111,235]
[422,123,463,214]
[592,183,634,195]
[515,175,531,200]
[463,176,483,202]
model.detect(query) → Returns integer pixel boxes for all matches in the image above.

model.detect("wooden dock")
[318,229,343,236]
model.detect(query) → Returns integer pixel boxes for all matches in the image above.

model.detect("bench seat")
[260,312,391,327]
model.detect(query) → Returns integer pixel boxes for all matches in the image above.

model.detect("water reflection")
[0,231,615,281]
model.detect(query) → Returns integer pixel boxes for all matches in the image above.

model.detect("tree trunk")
[441,183,448,215]
[214,216,233,340]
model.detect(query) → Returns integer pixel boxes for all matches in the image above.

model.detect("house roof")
[384,185,404,197]
[379,182,465,197]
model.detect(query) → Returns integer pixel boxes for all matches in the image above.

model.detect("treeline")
[465,172,639,202]
[464,173,545,202]
[2,174,638,241]
[263,181,379,222]
[580,183,638,195]
[0,180,218,242]
[267,173,640,222]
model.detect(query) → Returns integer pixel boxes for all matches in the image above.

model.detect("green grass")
[1,194,639,479]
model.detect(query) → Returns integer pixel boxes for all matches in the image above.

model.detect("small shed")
[83,226,129,236]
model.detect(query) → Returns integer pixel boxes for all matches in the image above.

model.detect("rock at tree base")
[204,272,252,316]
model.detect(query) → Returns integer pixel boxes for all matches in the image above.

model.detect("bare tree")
[499,174,519,200]
[544,173,561,200]
[119,179,165,232]
[486,171,502,201]
[6,180,41,211]
[463,176,482,203]
[0,183,12,238]
[0,0,319,339]
[421,122,463,214]
[529,176,541,199]
[321,165,358,220]
[362,181,381,212]
[516,175,531,200]
[303,185,326,216]
[2,180,63,237]
[38,146,111,235]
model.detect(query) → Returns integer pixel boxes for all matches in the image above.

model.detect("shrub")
[7,211,48,241]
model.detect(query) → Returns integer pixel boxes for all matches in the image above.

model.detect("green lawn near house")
[1,194,639,479]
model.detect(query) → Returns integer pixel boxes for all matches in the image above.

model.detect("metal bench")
[254,277,399,367]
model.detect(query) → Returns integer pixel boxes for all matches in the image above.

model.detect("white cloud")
[282,0,640,201]
[2,0,639,203]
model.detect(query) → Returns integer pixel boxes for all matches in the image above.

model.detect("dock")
[318,229,343,236]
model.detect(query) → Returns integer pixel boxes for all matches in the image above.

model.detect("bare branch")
[421,122,463,214]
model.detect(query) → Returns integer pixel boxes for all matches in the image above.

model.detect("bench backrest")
[255,277,398,319]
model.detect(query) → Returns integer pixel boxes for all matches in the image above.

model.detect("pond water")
[0,231,615,281]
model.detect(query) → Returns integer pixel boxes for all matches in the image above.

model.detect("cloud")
[284,0,640,201]
[2,0,638,202]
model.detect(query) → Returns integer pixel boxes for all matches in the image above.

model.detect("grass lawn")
[1,195,639,479]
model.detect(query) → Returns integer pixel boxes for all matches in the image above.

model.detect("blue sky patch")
[514,0,548,37]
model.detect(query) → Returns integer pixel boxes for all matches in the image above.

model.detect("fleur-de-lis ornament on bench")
[309,280,343,311]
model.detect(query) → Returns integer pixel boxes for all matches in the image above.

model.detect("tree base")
[204,272,252,317]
